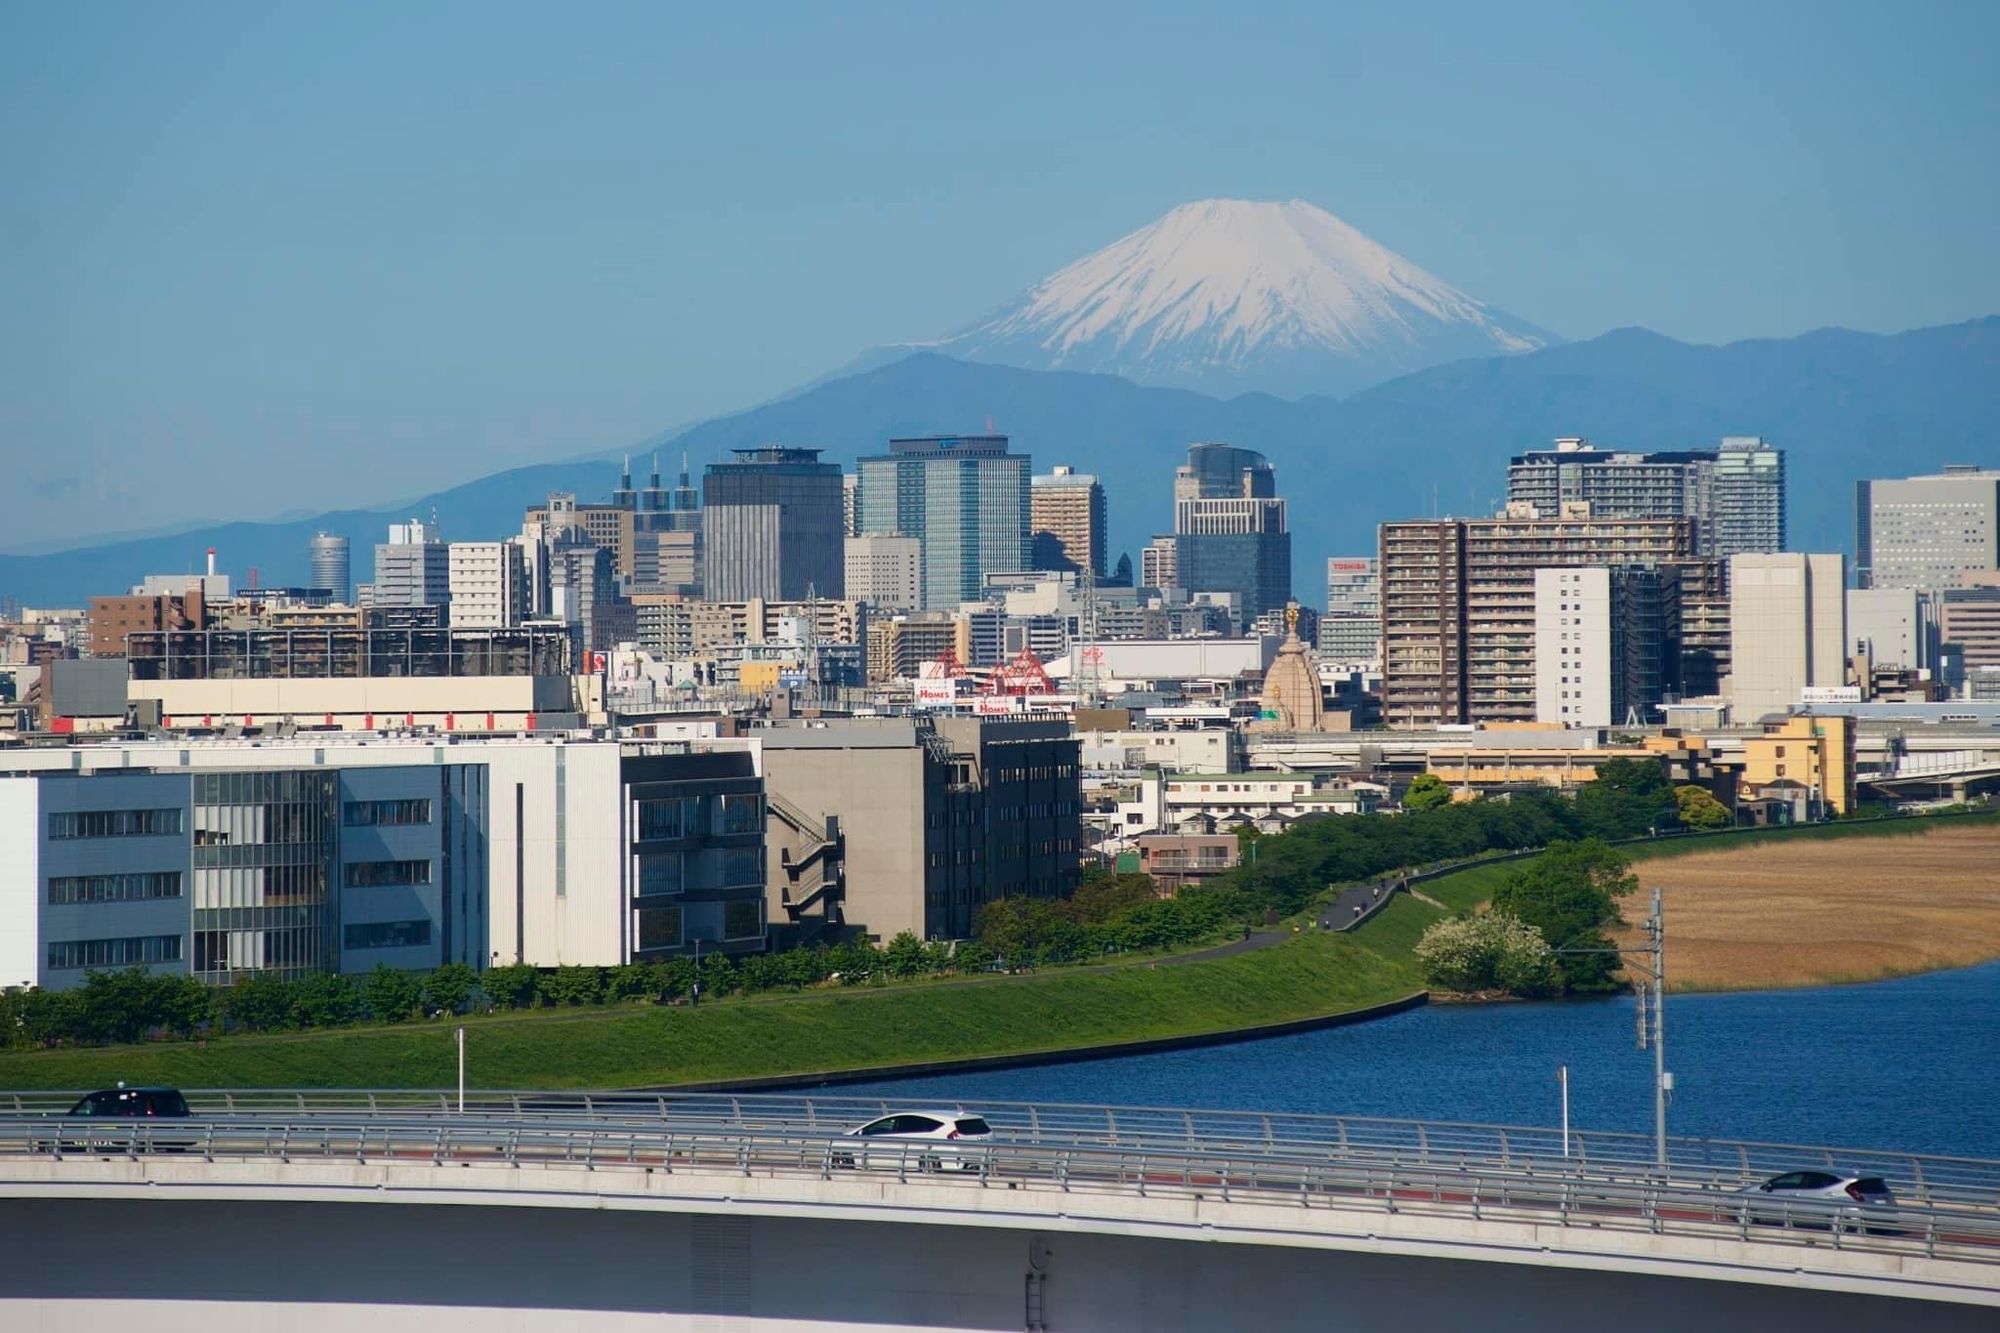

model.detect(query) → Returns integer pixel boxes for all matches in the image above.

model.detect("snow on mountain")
[923,198,1557,399]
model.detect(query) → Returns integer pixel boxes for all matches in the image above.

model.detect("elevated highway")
[2,1094,1995,1330]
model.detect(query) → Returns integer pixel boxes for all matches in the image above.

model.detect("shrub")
[422,963,479,1016]
[361,966,423,1024]
[482,964,541,1010]
[1414,914,1558,997]
[539,966,605,1007]
[288,972,363,1029]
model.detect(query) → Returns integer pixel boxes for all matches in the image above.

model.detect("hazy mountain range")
[7,316,1994,607]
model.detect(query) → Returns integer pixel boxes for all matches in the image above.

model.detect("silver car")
[1738,1170,1898,1231]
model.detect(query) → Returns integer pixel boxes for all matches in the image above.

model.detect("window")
[636,852,683,897]
[342,798,432,827]
[46,934,183,970]
[47,872,184,905]
[47,808,184,840]
[635,798,685,841]
[636,904,682,951]
[719,847,763,888]
[342,920,431,950]
[719,792,762,835]
[723,898,763,940]
[344,859,433,888]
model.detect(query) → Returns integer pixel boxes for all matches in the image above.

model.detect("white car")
[1737,1170,1899,1231]
[832,1110,995,1172]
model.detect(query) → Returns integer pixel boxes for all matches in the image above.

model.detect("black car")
[40,1086,195,1154]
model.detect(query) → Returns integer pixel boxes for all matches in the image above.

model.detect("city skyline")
[3,4,1997,551]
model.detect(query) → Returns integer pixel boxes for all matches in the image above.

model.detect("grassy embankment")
[0,890,1464,1091]
[1412,811,2000,994]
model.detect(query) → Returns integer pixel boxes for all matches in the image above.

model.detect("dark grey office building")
[1172,443,1291,625]
[702,447,846,602]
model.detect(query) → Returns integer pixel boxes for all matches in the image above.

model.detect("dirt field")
[1607,823,2000,992]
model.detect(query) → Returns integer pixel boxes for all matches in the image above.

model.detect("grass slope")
[0,898,1444,1091]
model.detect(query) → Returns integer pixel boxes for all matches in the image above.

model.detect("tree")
[1414,914,1560,997]
[422,963,478,1016]
[288,972,362,1029]
[882,931,926,979]
[1675,784,1732,831]
[1491,839,1637,993]
[361,966,423,1024]
[482,964,541,1010]
[1403,774,1453,812]
[1574,757,1679,839]
[539,966,605,1007]
[1069,871,1158,924]
[220,972,299,1033]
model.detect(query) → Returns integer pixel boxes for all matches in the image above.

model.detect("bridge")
[3,1091,1996,1331]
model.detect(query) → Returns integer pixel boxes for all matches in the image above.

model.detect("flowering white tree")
[1415,914,1559,997]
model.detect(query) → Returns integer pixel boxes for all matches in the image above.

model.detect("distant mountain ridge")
[3,317,1994,606]
[913,198,1557,398]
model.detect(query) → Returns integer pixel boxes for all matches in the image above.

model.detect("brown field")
[1608,824,2000,992]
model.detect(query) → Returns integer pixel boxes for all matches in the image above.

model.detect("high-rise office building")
[1031,466,1108,578]
[856,436,1030,610]
[1172,443,1291,624]
[308,533,350,601]
[1534,566,1678,728]
[1728,553,1846,720]
[1855,466,2000,590]
[1506,437,1784,559]
[1379,508,1696,728]
[370,520,450,610]
[842,473,859,539]
[701,446,845,602]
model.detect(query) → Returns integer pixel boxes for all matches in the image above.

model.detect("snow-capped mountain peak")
[926,198,1555,399]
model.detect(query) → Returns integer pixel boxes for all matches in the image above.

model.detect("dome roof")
[1257,608,1325,732]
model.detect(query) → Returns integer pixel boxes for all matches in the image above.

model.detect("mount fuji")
[917,198,1559,399]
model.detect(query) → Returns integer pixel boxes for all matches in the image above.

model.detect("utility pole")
[1556,885,1670,1168]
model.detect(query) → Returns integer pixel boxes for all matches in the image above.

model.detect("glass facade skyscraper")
[856,436,1030,610]
[1171,443,1291,625]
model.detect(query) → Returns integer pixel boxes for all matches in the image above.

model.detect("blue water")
[835,962,2000,1157]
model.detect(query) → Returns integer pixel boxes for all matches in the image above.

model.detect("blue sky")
[2,1,1995,548]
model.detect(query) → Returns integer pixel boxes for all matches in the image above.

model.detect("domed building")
[1255,605,1326,731]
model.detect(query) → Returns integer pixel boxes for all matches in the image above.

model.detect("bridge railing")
[4,1088,1997,1208]
[2,1114,1997,1270]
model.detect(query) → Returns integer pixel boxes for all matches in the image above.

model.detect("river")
[831,961,2000,1157]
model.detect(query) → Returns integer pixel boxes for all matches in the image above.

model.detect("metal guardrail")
[5,1089,1997,1209]
[2,1114,1996,1271]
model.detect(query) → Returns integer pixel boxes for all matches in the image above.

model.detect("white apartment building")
[1535,568,1613,728]
[448,541,530,628]
[1729,553,1846,720]
[844,535,922,612]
